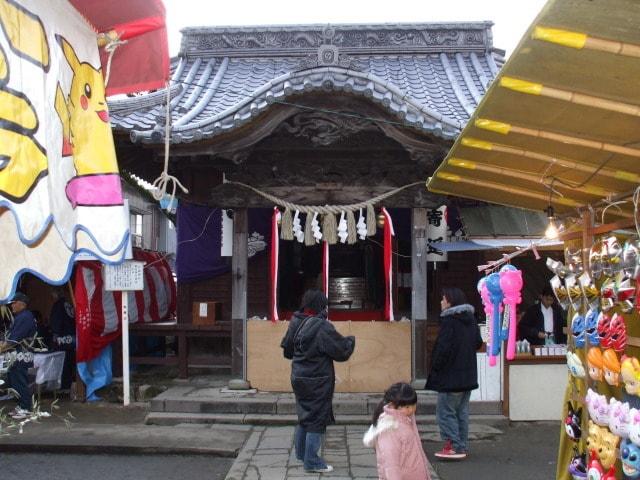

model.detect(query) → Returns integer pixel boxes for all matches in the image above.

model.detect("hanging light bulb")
[545,205,559,239]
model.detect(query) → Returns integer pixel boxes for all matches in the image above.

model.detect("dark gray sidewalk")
[0,375,560,480]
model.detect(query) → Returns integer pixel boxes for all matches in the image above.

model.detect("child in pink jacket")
[363,382,431,480]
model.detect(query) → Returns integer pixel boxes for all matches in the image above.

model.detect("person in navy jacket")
[4,292,37,418]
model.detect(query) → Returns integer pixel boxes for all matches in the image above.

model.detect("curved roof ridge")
[174,57,229,127]
[174,58,216,125]
[165,66,462,139]
[439,53,474,116]
[455,53,482,104]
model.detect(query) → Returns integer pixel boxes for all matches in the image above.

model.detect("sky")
[164,0,549,58]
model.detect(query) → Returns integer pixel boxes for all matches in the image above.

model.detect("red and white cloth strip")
[270,207,280,322]
[74,249,177,363]
[382,208,395,321]
[322,241,329,298]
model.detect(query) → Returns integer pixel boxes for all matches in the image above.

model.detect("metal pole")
[122,292,130,406]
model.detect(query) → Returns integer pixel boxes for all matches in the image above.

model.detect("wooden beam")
[231,208,248,378]
[560,217,635,241]
[411,208,428,385]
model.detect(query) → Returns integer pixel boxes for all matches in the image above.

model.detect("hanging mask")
[579,272,599,309]
[584,308,600,346]
[599,278,616,312]
[566,247,584,276]
[590,241,604,280]
[620,438,640,479]
[608,312,627,352]
[586,420,605,455]
[597,313,612,349]
[609,399,631,439]
[587,454,616,480]
[565,402,582,441]
[567,351,586,378]
[587,349,604,382]
[598,428,620,470]
[629,408,640,446]
[617,275,636,313]
[602,236,623,277]
[586,390,610,427]
[602,349,621,386]
[551,275,570,310]
[547,257,569,278]
[621,356,640,396]
[623,239,640,280]
[572,313,586,348]
[568,449,587,480]
[565,275,583,311]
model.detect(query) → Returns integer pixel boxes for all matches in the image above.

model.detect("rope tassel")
[347,210,357,244]
[280,208,293,240]
[304,213,315,246]
[367,204,377,236]
[322,212,337,244]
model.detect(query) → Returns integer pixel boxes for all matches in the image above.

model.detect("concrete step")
[150,394,501,417]
[145,412,508,429]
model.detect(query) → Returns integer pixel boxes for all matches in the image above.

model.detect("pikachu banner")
[0,0,128,302]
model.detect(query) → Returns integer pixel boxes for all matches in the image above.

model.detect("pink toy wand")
[500,266,523,360]
[479,279,497,367]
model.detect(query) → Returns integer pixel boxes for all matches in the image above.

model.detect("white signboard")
[103,261,145,291]
[427,205,448,262]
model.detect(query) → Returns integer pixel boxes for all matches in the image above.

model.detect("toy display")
[565,402,582,440]
[621,356,640,395]
[585,389,610,427]
[571,313,586,348]
[620,438,640,479]
[499,264,523,361]
[609,399,631,439]
[584,308,600,345]
[602,349,621,386]
[568,450,587,480]
[587,453,616,480]
[566,351,586,378]
[587,348,604,382]
[486,272,504,358]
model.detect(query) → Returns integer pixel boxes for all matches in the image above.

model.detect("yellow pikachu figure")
[0,1,49,202]
[598,428,620,470]
[54,35,122,208]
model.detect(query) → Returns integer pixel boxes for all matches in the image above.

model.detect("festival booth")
[428,0,640,477]
[0,0,170,401]
[109,22,504,391]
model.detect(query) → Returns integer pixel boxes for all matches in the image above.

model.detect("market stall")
[427,0,640,477]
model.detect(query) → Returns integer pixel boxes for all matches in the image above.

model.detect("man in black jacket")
[426,287,483,460]
[49,287,76,391]
[518,286,566,346]
[281,289,355,474]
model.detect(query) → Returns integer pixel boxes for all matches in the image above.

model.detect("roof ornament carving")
[276,112,378,146]
[293,24,360,72]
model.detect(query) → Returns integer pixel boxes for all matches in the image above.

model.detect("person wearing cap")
[4,292,37,418]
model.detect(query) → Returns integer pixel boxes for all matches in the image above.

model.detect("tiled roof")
[109,23,502,144]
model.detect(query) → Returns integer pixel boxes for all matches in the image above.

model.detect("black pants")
[59,348,75,390]
[8,361,32,410]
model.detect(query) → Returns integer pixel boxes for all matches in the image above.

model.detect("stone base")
[411,378,427,391]
[228,378,252,390]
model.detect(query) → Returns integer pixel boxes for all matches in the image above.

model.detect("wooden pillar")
[411,208,428,388]
[231,208,248,379]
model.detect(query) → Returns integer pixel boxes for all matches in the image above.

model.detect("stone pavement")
[224,425,441,480]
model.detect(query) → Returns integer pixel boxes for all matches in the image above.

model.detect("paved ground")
[0,370,561,480]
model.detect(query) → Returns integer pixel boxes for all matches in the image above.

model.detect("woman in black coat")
[426,287,483,460]
[281,289,355,473]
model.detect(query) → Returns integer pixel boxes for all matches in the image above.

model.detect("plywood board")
[247,320,411,393]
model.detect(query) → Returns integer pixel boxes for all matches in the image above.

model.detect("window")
[130,213,143,248]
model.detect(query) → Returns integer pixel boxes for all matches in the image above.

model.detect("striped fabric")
[75,249,176,362]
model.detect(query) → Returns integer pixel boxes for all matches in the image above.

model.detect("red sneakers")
[434,440,467,460]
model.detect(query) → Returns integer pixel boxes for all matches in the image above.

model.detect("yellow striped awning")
[427,0,640,219]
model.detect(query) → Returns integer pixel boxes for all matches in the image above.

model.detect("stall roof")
[427,0,640,218]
